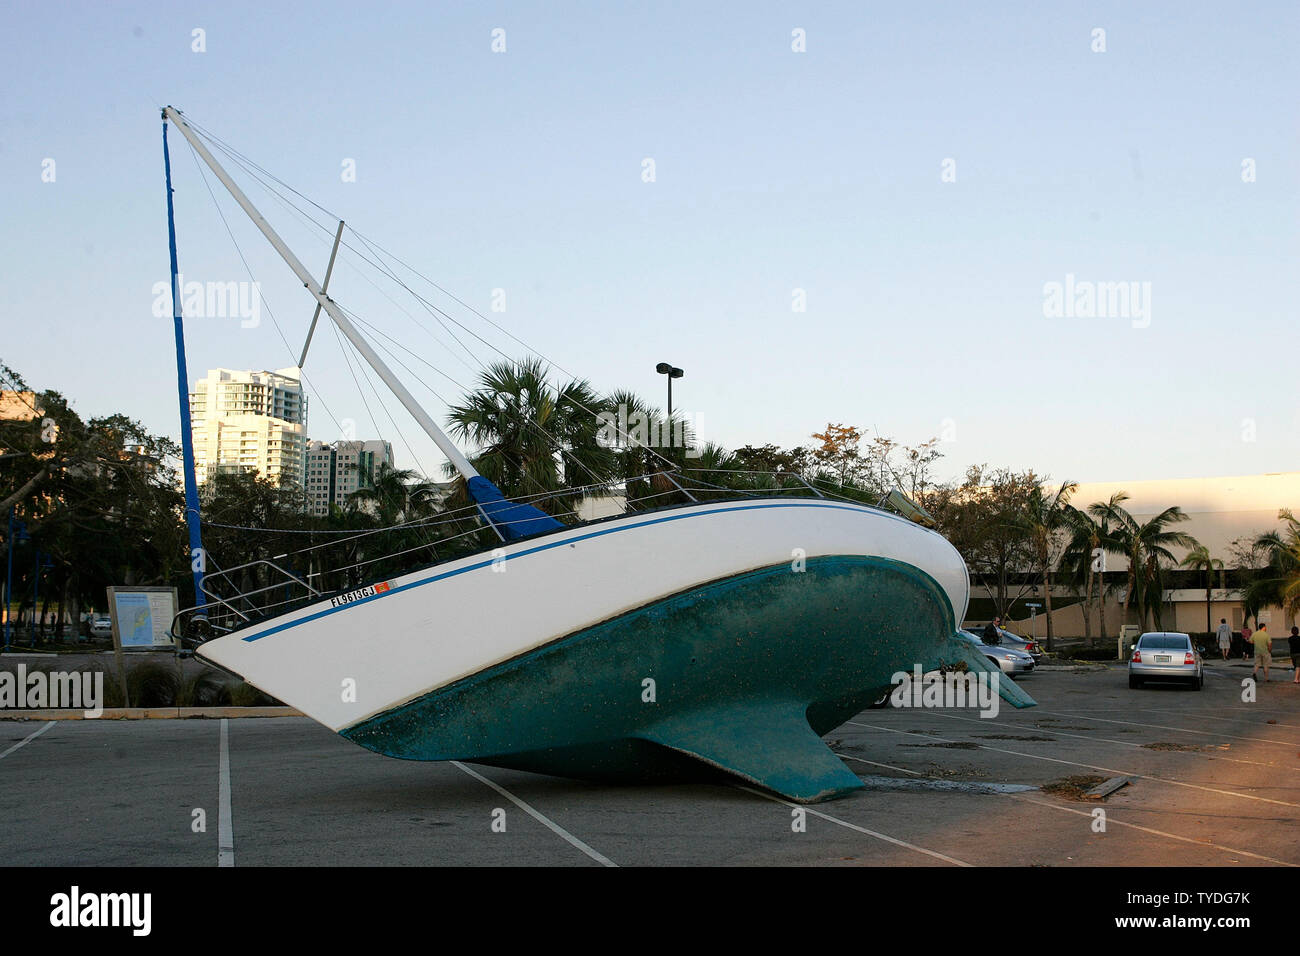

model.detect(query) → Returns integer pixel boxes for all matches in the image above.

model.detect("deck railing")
[171,469,914,646]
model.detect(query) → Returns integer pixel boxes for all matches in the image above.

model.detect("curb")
[0,707,302,720]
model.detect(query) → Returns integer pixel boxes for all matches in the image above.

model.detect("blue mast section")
[162,112,207,613]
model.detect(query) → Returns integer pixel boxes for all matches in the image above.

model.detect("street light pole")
[655,362,684,419]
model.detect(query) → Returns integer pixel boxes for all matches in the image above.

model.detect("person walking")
[1241,621,1253,660]
[1251,623,1271,683]
[1216,618,1232,661]
[1290,626,1300,685]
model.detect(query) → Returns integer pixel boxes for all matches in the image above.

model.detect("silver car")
[1128,632,1203,690]
[958,630,1035,676]
[868,631,1034,706]
[965,624,1044,664]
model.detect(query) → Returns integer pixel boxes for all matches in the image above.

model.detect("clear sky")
[1,0,1296,486]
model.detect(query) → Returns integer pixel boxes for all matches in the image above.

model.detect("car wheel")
[1129,675,1142,689]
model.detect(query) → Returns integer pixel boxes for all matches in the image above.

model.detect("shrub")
[228,680,282,707]
[176,670,233,707]
[125,660,181,707]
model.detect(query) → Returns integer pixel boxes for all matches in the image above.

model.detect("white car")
[1129,632,1203,690]
[90,617,113,639]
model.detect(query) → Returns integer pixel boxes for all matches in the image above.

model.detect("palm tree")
[1243,508,1300,620]
[1061,504,1111,645]
[445,357,619,514]
[1094,496,1199,631]
[602,388,712,508]
[347,463,441,527]
[1179,544,1224,636]
[1017,479,1077,651]
[1084,492,1129,642]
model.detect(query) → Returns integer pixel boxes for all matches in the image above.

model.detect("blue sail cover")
[467,476,565,541]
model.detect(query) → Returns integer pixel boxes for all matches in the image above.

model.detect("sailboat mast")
[161,106,480,481]
[162,115,207,613]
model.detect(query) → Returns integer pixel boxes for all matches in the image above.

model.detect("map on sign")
[109,588,177,648]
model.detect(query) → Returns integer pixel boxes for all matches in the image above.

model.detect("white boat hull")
[197,498,969,732]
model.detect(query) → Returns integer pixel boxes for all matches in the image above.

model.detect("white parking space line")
[1006,793,1296,867]
[848,720,1300,810]
[218,719,234,868]
[834,752,923,776]
[1039,710,1297,747]
[928,711,1298,773]
[1062,698,1300,716]
[451,761,616,867]
[1094,705,1300,731]
[735,785,972,866]
[0,721,54,761]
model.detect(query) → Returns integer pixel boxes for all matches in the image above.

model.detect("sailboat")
[162,106,1033,803]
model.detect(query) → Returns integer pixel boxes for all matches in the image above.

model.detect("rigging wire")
[180,117,681,471]
[180,136,349,453]
[329,318,430,485]
[173,110,702,564]
[189,144,630,502]
[180,133,423,529]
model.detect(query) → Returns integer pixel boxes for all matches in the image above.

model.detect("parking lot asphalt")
[2,661,1297,867]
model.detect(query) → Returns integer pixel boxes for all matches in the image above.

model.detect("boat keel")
[638,698,865,802]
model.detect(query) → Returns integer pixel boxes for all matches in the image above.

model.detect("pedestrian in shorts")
[1216,618,1232,661]
[1251,623,1271,683]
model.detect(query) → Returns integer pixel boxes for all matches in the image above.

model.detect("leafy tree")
[810,423,868,490]
[2,360,186,640]
[925,465,1039,619]
[731,444,811,477]
[865,435,942,500]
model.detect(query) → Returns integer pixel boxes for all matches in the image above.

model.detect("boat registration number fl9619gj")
[330,581,391,608]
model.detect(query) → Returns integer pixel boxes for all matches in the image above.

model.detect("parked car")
[993,628,1043,664]
[90,616,113,639]
[963,623,1043,664]
[868,629,1034,706]
[1128,631,1203,690]
[957,630,1035,676]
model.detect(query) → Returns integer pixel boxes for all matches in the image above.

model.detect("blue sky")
[1,0,1296,485]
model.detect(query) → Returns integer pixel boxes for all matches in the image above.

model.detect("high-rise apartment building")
[304,439,395,516]
[189,368,307,488]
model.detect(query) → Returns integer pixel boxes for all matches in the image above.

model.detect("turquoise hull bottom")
[341,555,1032,802]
